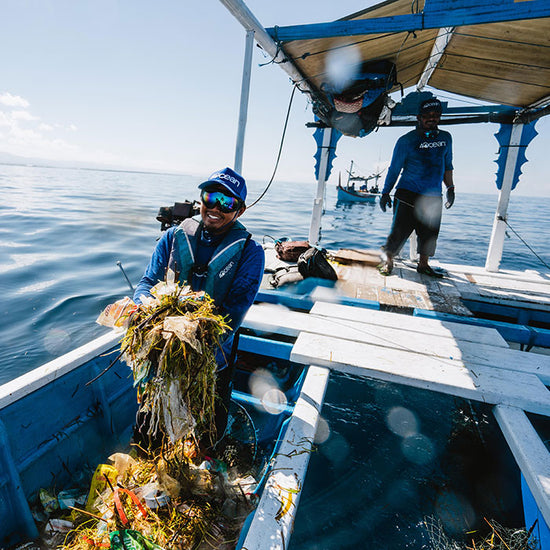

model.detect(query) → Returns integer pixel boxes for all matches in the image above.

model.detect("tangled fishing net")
[35,283,258,550]
[423,516,539,550]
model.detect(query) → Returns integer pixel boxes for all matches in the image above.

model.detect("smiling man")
[378,97,455,278]
[133,167,265,442]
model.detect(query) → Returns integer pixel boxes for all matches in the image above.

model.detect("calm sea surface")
[2,163,549,547]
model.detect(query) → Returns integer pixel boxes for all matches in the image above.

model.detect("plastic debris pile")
[28,283,258,549]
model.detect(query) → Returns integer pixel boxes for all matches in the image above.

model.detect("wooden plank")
[246,304,550,383]
[241,366,330,550]
[290,333,550,416]
[494,405,550,528]
[245,303,502,347]
[440,262,550,284]
[309,301,508,347]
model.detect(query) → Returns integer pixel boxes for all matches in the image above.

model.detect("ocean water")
[1,163,549,383]
[2,164,549,547]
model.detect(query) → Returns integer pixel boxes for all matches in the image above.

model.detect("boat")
[3,0,550,548]
[336,161,382,203]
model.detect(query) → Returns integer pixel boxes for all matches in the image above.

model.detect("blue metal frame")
[266,0,550,42]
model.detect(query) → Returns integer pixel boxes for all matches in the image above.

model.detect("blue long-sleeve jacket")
[382,128,453,196]
[133,224,265,368]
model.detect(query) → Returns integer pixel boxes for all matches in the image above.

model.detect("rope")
[499,215,550,270]
[247,84,297,209]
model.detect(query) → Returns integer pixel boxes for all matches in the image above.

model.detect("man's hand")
[380,193,392,212]
[445,186,455,209]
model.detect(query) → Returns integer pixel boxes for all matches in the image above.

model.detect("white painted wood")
[439,261,550,283]
[417,27,455,90]
[241,365,330,550]
[234,29,254,174]
[456,288,550,312]
[453,273,550,297]
[219,0,318,99]
[290,332,550,416]
[494,405,550,528]
[308,301,508,347]
[0,330,122,410]
[245,303,550,383]
[309,127,332,246]
[486,123,524,272]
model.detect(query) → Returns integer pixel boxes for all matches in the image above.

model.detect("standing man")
[378,98,455,277]
[133,167,265,444]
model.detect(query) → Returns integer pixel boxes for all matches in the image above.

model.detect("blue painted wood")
[266,1,550,41]
[413,308,534,343]
[256,290,314,311]
[0,420,38,543]
[415,307,550,348]
[522,473,550,550]
[0,346,137,544]
[239,334,293,360]
[463,299,550,327]
[256,289,380,312]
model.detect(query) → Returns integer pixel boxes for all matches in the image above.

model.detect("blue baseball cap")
[419,98,442,115]
[199,167,247,203]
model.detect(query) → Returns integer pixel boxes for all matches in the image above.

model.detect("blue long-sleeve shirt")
[134,224,265,368]
[382,128,453,196]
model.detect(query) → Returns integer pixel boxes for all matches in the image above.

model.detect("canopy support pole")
[485,123,524,272]
[234,29,255,174]
[309,127,332,246]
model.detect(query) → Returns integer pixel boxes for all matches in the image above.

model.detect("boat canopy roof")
[265,0,550,123]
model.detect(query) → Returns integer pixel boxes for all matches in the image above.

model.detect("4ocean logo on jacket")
[419,141,446,149]
[218,260,235,278]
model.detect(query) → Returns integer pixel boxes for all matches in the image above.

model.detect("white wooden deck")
[263,243,550,317]
[243,299,550,536]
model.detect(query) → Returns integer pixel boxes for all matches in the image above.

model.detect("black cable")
[499,216,550,270]
[247,84,297,209]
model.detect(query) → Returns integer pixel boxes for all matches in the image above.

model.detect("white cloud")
[0,92,29,108]
[39,123,54,131]
[11,110,38,121]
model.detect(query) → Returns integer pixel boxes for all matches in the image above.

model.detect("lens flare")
[261,388,287,415]
[386,406,419,437]
[44,328,71,355]
[325,45,361,92]
[314,416,331,444]
[249,368,285,415]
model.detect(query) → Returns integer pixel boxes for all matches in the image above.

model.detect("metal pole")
[219,0,315,96]
[485,123,524,272]
[234,29,255,174]
[309,127,332,246]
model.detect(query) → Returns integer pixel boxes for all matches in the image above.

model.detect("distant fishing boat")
[336,160,383,203]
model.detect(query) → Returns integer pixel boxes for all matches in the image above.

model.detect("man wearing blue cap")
[133,167,265,443]
[378,97,455,277]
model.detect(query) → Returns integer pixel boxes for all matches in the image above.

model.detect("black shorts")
[383,188,442,257]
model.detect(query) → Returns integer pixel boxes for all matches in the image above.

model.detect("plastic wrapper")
[96,296,137,328]
[86,464,118,512]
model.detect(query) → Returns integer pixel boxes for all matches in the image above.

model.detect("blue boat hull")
[337,184,378,203]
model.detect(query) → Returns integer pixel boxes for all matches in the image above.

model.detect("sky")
[0,0,548,196]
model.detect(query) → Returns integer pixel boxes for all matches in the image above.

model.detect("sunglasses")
[201,190,242,213]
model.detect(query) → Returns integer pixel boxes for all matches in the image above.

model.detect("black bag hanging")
[297,248,338,281]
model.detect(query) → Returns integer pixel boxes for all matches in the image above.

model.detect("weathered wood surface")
[290,332,550,416]
[494,405,550,528]
[309,301,508,347]
[240,366,330,550]
[245,303,550,384]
